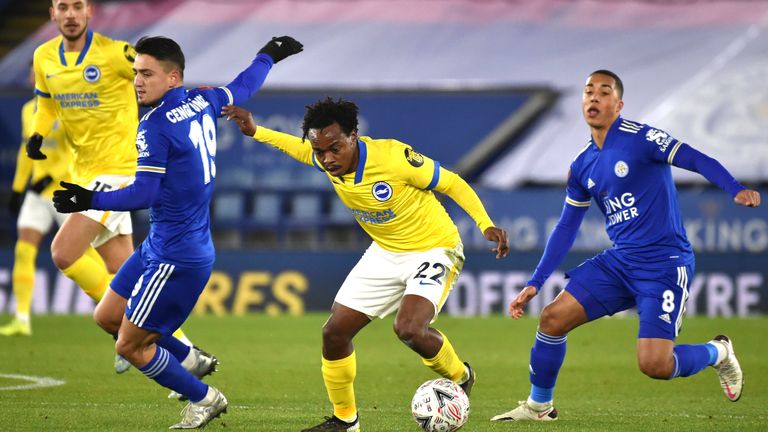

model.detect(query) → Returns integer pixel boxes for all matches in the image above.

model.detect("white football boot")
[491,399,558,421]
[169,386,228,429]
[711,335,743,402]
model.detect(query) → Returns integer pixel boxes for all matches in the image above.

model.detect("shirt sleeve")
[527,203,589,290]
[12,102,35,192]
[197,87,234,117]
[92,173,161,211]
[114,41,137,80]
[638,125,683,164]
[222,53,274,107]
[31,52,56,137]
[564,165,591,208]
[134,122,169,178]
[253,126,316,168]
[671,143,745,197]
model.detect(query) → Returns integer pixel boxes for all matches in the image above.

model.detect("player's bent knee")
[321,322,351,348]
[51,247,78,270]
[393,321,425,344]
[93,305,120,334]
[538,304,568,336]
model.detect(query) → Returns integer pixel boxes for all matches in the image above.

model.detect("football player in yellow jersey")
[25,0,201,376]
[0,63,100,336]
[224,99,509,432]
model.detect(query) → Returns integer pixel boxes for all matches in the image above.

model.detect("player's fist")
[53,181,93,213]
[483,226,510,259]
[26,134,46,160]
[7,191,24,216]
[222,105,257,136]
[509,285,538,319]
[258,36,303,63]
[734,189,761,208]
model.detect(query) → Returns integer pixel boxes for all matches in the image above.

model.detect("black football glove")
[53,181,93,213]
[258,36,303,63]
[26,133,47,160]
[30,175,54,194]
[8,191,24,215]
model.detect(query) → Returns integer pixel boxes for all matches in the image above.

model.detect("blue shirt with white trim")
[566,116,694,268]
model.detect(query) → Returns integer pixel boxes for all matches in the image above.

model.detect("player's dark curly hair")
[590,69,623,99]
[301,97,359,141]
[135,36,185,79]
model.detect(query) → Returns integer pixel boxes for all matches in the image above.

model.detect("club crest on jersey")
[83,65,101,83]
[372,181,393,202]
[404,148,424,167]
[614,160,629,178]
[136,130,149,157]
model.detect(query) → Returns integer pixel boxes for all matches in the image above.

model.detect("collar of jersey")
[353,139,367,184]
[58,30,93,67]
[161,86,187,104]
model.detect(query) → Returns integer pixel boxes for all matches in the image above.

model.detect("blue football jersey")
[134,86,233,266]
[566,117,694,268]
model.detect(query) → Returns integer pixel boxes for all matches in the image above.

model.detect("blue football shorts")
[564,249,694,340]
[111,244,212,335]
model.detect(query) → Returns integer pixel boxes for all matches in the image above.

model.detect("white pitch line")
[0,373,66,391]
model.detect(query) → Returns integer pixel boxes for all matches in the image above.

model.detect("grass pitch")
[0,314,765,431]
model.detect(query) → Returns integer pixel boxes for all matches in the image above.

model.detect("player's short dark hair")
[590,69,624,99]
[302,97,359,141]
[135,36,185,79]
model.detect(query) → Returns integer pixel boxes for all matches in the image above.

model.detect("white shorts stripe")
[128,264,165,324]
[135,265,175,327]
[675,266,689,336]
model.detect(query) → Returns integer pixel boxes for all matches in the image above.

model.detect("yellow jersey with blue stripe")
[12,98,71,198]
[254,127,495,252]
[32,30,137,184]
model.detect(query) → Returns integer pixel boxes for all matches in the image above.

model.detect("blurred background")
[0,0,766,318]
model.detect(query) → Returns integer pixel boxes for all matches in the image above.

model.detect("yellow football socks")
[322,352,357,422]
[421,330,467,382]
[12,240,37,319]
[62,248,109,302]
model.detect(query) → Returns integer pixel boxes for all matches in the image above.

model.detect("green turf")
[0,314,765,431]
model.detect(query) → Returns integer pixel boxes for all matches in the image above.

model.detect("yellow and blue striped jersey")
[32,30,137,184]
[12,98,71,198]
[254,127,495,252]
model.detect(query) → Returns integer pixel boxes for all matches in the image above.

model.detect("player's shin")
[528,331,567,404]
[669,343,718,378]
[321,351,357,422]
[421,330,467,383]
[61,250,110,301]
[12,240,37,320]
[139,345,208,402]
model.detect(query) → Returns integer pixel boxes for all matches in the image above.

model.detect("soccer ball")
[411,378,470,432]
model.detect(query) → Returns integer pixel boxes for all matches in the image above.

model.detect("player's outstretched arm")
[223,104,314,166]
[672,144,761,207]
[509,286,538,319]
[224,36,303,106]
[53,176,162,213]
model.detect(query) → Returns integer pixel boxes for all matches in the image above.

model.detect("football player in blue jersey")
[53,35,302,428]
[491,70,761,422]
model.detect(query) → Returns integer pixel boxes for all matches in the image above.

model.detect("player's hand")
[26,134,47,160]
[222,105,257,136]
[734,189,761,207]
[53,181,93,213]
[258,36,303,63]
[509,285,538,319]
[483,226,509,259]
[7,191,24,215]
